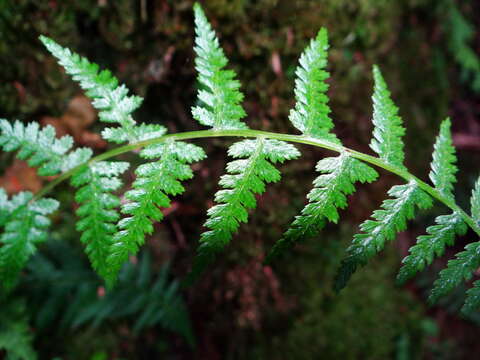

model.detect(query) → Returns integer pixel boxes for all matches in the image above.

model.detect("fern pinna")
[0,2,480,314]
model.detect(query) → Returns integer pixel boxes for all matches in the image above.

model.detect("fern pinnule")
[289,28,339,143]
[71,161,130,282]
[0,120,92,176]
[370,65,406,168]
[191,3,247,130]
[40,36,142,144]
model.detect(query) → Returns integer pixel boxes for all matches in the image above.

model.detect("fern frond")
[71,161,129,282]
[397,118,463,283]
[429,118,457,199]
[0,120,92,176]
[191,138,300,276]
[429,241,480,304]
[40,36,143,143]
[369,66,406,168]
[335,181,433,290]
[266,152,378,262]
[0,192,58,290]
[397,212,467,284]
[107,139,206,285]
[289,28,339,143]
[191,3,247,130]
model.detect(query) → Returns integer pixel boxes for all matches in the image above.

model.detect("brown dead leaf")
[0,160,43,194]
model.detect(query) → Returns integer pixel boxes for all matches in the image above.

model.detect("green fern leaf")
[266,152,378,262]
[0,120,92,176]
[191,138,300,277]
[289,28,339,143]
[471,177,480,223]
[429,118,458,199]
[0,192,58,290]
[107,139,205,285]
[0,189,11,227]
[397,212,467,284]
[369,66,406,168]
[40,36,142,143]
[335,181,433,290]
[463,280,480,313]
[191,3,247,130]
[71,161,129,282]
[429,241,480,304]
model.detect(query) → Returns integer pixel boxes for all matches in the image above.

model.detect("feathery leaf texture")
[266,152,378,262]
[397,212,467,284]
[397,118,463,283]
[471,177,480,224]
[191,3,247,130]
[107,139,206,285]
[429,241,480,304]
[429,118,458,199]
[464,280,480,314]
[191,138,300,276]
[335,181,433,290]
[0,120,92,176]
[0,192,58,290]
[40,36,143,143]
[369,66,406,168]
[71,161,129,282]
[289,28,339,143]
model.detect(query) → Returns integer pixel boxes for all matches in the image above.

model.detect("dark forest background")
[1,0,480,359]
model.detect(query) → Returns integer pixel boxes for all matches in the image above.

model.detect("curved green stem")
[32,129,480,237]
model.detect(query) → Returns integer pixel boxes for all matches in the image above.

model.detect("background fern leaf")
[471,177,480,222]
[429,118,458,199]
[40,36,143,143]
[0,120,92,176]
[397,212,466,284]
[335,181,433,291]
[369,65,406,168]
[191,138,300,278]
[107,139,205,285]
[191,3,247,130]
[266,152,378,262]
[71,161,129,282]
[289,28,339,143]
[0,192,58,290]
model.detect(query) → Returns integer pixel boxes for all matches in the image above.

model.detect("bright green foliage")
[191,3,247,130]
[71,161,129,282]
[40,36,142,143]
[0,299,36,360]
[0,192,58,290]
[102,123,167,144]
[370,66,406,168]
[289,28,339,143]
[107,140,205,286]
[0,120,92,176]
[429,118,457,199]
[191,137,300,276]
[266,152,378,262]
[471,177,480,223]
[397,212,467,284]
[429,241,480,304]
[336,181,433,290]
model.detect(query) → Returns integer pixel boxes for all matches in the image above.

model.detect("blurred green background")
[1,0,480,358]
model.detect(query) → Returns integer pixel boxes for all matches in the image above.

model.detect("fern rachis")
[0,2,479,315]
